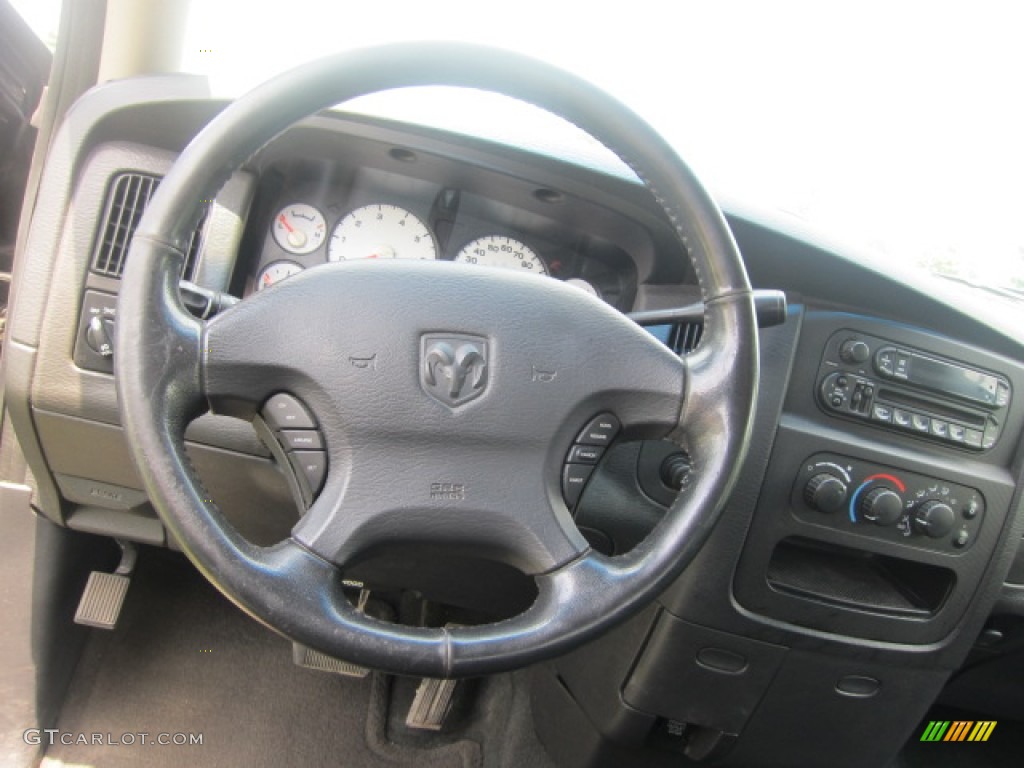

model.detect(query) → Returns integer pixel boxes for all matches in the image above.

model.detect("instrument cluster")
[246,168,636,308]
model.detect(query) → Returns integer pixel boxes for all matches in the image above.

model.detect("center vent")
[670,321,704,354]
[90,172,207,280]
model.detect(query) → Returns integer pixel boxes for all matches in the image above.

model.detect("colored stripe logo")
[920,721,996,742]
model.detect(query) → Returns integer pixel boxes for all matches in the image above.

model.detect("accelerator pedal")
[293,586,371,678]
[405,622,464,731]
[405,676,460,731]
[74,541,137,629]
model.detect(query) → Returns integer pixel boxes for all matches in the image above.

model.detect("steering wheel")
[116,43,758,678]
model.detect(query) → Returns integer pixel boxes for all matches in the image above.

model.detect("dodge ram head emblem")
[420,334,489,407]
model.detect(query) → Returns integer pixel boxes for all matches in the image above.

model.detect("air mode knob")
[913,500,956,539]
[804,473,848,513]
[859,487,903,526]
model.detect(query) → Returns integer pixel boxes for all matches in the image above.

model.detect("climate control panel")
[792,452,985,552]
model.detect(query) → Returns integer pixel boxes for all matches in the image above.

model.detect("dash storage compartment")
[765,537,954,617]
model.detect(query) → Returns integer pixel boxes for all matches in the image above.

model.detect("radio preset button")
[892,409,912,428]
[964,429,983,449]
[871,404,892,423]
[911,413,931,432]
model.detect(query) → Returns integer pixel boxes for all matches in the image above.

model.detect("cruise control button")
[281,430,324,451]
[568,445,604,464]
[576,413,621,446]
[263,393,317,430]
[288,451,327,496]
[562,464,595,507]
[911,413,931,433]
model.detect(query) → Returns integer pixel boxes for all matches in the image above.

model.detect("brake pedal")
[292,643,370,678]
[292,586,371,678]
[74,541,137,629]
[405,676,459,731]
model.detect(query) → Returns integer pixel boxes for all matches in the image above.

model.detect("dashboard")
[5,74,1024,768]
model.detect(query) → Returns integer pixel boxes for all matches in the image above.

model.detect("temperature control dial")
[913,500,956,539]
[804,473,847,513]
[859,487,903,526]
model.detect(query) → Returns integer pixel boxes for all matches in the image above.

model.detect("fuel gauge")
[272,204,326,255]
[256,260,304,291]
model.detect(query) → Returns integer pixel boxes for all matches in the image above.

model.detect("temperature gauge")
[256,260,304,291]
[272,204,326,255]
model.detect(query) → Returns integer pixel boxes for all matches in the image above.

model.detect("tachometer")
[272,204,326,255]
[328,204,436,261]
[455,236,548,275]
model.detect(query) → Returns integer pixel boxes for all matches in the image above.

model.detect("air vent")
[670,322,704,355]
[90,172,206,280]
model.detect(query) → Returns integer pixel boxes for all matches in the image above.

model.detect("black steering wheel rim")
[116,42,758,678]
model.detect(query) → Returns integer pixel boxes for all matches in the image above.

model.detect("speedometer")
[455,236,548,275]
[328,204,436,261]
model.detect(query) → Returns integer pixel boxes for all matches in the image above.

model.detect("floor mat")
[42,549,481,768]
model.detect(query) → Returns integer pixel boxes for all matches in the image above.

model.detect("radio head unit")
[817,330,1011,451]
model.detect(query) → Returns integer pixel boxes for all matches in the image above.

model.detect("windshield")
[14,0,1024,316]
